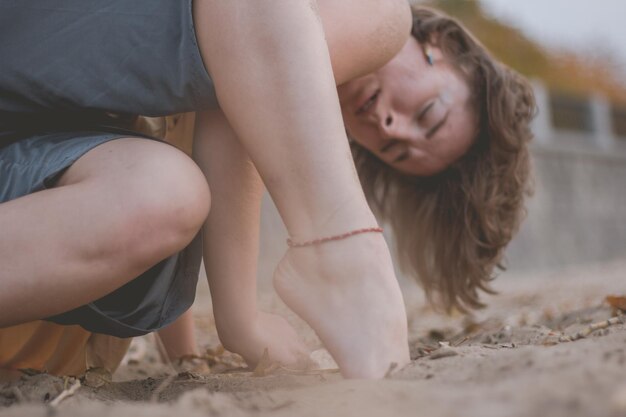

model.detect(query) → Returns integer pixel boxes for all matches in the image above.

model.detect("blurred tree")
[422,0,626,103]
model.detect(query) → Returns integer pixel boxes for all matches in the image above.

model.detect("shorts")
[0,132,204,338]
[0,0,217,337]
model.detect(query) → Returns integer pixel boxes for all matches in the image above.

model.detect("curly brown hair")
[351,6,536,312]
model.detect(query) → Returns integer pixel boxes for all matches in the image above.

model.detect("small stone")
[429,347,459,360]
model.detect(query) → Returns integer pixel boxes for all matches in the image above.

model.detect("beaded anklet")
[286,227,383,248]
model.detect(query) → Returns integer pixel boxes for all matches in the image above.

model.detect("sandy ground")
[1,257,626,417]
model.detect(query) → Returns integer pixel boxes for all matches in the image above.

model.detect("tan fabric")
[164,112,196,154]
[0,321,131,376]
[134,112,196,155]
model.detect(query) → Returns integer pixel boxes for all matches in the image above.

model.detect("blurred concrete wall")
[505,82,626,272]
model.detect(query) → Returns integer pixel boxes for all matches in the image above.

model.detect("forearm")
[193,109,264,348]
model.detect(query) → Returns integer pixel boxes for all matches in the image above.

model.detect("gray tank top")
[0,0,219,119]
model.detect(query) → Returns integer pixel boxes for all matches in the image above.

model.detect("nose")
[375,110,414,142]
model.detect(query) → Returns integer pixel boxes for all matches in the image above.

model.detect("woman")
[0,2,534,378]
[151,5,535,372]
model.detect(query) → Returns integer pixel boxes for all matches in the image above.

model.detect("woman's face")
[338,36,477,176]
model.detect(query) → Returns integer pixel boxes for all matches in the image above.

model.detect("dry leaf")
[252,348,279,377]
[174,355,211,374]
[83,367,111,388]
[206,345,225,357]
[606,295,626,312]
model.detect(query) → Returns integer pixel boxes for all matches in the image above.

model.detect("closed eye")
[356,90,380,115]
[418,101,434,121]
[426,111,449,139]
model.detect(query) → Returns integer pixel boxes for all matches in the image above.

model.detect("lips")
[380,140,399,153]
[380,140,409,164]
[393,150,410,163]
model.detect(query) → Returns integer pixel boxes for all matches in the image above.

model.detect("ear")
[423,42,445,64]
[423,45,435,66]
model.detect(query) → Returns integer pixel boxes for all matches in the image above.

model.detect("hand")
[225,311,313,370]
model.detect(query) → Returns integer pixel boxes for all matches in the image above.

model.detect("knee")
[113,145,211,263]
[149,153,211,242]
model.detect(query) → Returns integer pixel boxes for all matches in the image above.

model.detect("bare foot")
[273,232,410,378]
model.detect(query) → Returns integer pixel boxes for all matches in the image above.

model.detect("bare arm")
[193,109,262,339]
[194,109,309,367]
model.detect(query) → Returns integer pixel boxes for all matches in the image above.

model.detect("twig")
[150,333,197,402]
[429,348,459,360]
[49,379,81,408]
[150,374,177,403]
[384,362,398,378]
[558,314,625,343]
[452,336,469,347]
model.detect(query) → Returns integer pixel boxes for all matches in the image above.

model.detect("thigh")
[0,132,208,338]
[49,137,209,337]
[0,132,124,203]
[1,132,206,204]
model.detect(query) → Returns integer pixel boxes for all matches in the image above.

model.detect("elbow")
[325,0,412,84]
[370,0,412,68]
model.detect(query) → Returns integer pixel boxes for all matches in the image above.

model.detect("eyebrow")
[426,111,450,139]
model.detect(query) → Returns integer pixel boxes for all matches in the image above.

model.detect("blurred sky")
[479,0,626,80]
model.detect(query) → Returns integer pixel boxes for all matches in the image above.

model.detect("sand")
[2,260,626,417]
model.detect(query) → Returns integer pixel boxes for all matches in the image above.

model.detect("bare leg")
[0,138,210,325]
[156,309,200,361]
[193,0,409,377]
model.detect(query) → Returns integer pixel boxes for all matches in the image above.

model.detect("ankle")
[287,227,383,248]
[284,196,378,246]
[276,231,394,292]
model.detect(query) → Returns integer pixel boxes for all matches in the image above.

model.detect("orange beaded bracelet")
[286,227,384,248]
